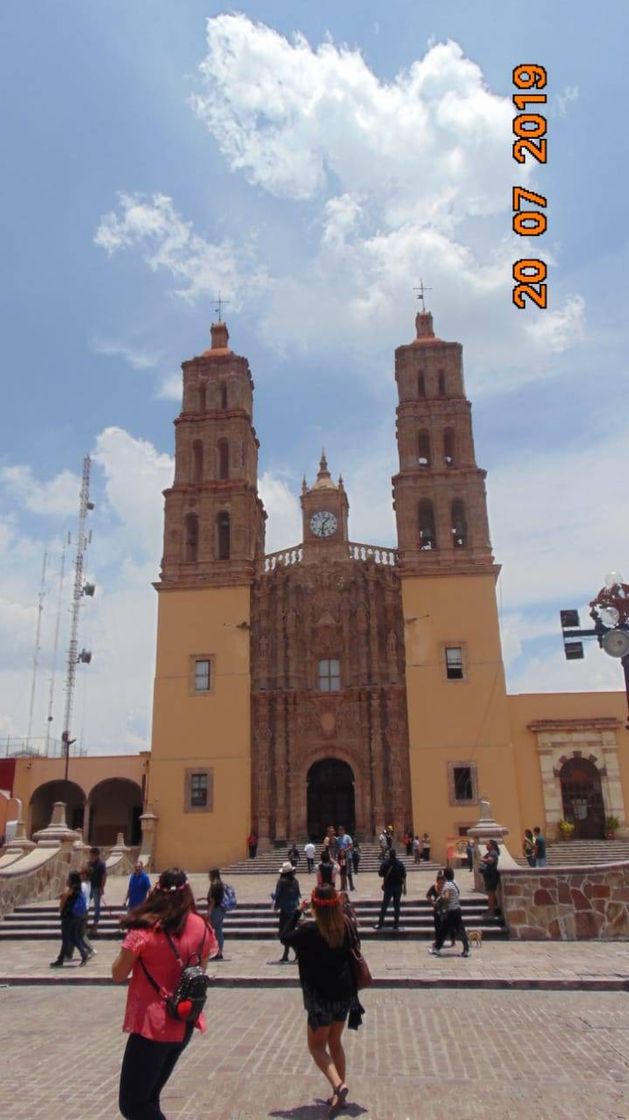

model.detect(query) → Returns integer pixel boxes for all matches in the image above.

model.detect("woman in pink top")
[112,867,217,1120]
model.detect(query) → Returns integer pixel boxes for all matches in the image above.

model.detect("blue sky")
[1,2,628,753]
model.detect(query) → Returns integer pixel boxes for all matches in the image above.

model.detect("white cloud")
[97,20,585,395]
[0,465,80,518]
[91,337,161,370]
[258,471,301,552]
[94,191,268,305]
[156,374,183,402]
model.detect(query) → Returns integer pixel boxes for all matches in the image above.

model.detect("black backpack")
[140,928,210,1024]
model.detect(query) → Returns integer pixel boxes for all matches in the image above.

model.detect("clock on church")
[310,510,338,537]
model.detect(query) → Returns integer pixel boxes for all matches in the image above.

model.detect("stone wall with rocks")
[501,861,629,940]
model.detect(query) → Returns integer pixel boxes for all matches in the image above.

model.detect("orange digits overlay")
[512,65,548,310]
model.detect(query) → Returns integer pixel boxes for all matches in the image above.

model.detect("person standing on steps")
[87,845,107,935]
[533,826,547,868]
[479,839,501,916]
[247,830,258,859]
[523,828,536,867]
[336,826,354,891]
[429,867,470,957]
[373,848,407,930]
[304,840,316,873]
[421,833,431,861]
[351,840,361,877]
[207,868,226,960]
[273,861,301,962]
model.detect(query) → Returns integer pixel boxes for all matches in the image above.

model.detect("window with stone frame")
[217,511,230,560]
[184,512,199,562]
[418,430,431,467]
[190,655,213,694]
[184,768,213,812]
[444,645,465,680]
[448,762,478,805]
[318,658,341,692]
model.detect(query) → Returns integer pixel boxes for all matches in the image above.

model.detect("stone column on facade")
[274,695,287,841]
[139,807,159,870]
[466,798,519,891]
[367,566,381,686]
[369,691,385,833]
[32,801,81,848]
[600,728,628,835]
[253,695,272,843]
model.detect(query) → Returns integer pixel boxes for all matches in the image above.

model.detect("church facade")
[142,311,629,870]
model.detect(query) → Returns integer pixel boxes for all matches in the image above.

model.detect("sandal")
[328,1083,348,1116]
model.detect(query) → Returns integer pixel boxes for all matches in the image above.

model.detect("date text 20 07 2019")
[512,64,547,311]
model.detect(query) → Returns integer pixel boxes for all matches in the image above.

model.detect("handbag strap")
[137,925,207,1001]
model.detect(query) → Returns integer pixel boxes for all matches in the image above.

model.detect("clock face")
[310,510,338,538]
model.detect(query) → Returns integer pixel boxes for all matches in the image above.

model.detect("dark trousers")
[119,1025,193,1119]
[378,887,402,927]
[435,909,469,952]
[306,858,314,872]
[56,915,89,963]
[278,910,298,959]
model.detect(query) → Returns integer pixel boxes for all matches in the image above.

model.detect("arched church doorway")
[560,757,605,839]
[87,778,143,846]
[30,780,85,835]
[307,759,355,842]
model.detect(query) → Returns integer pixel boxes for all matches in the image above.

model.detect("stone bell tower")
[149,319,266,871]
[393,308,521,863]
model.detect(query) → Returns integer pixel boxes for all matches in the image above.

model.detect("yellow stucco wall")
[148,584,252,872]
[11,754,147,832]
[508,690,629,835]
[402,572,522,860]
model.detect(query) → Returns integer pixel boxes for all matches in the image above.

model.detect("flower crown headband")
[310,889,340,908]
[156,879,188,893]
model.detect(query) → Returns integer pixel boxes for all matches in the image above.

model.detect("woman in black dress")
[282,884,361,1117]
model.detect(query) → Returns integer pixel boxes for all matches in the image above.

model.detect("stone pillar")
[32,801,81,848]
[467,798,519,891]
[5,819,35,854]
[139,807,158,870]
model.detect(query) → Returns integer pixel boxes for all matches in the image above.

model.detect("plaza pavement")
[1,870,629,1117]
[1,985,628,1119]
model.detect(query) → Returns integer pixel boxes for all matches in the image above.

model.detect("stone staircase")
[224,840,441,876]
[545,839,629,866]
[0,896,507,943]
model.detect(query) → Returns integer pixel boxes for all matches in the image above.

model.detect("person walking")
[412,835,422,864]
[50,870,91,968]
[87,845,107,934]
[112,867,217,1120]
[421,832,431,861]
[281,884,363,1117]
[246,830,258,859]
[336,826,354,890]
[373,848,407,930]
[288,842,301,868]
[426,869,449,948]
[351,840,361,877]
[317,847,338,888]
[523,829,536,867]
[304,840,316,873]
[273,861,301,963]
[480,839,501,916]
[125,860,152,911]
[533,826,547,867]
[207,868,226,960]
[429,867,470,957]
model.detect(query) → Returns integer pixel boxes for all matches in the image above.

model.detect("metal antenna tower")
[62,456,95,778]
[26,549,48,750]
[45,540,67,754]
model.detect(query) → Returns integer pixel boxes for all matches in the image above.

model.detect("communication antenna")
[62,456,95,779]
[45,541,67,754]
[26,550,48,750]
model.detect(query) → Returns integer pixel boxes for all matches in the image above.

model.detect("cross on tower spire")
[413,280,432,313]
[213,291,230,323]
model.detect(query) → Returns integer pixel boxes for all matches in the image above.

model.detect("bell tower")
[149,319,265,872]
[159,319,266,587]
[392,310,495,575]
[394,307,521,864]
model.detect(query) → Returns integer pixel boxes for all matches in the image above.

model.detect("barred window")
[445,647,464,680]
[318,659,341,692]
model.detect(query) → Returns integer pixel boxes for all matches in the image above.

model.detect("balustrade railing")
[261,540,398,573]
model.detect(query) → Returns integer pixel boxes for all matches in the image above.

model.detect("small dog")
[467,929,482,948]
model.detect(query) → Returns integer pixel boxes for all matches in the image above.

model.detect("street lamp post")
[560,571,629,730]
